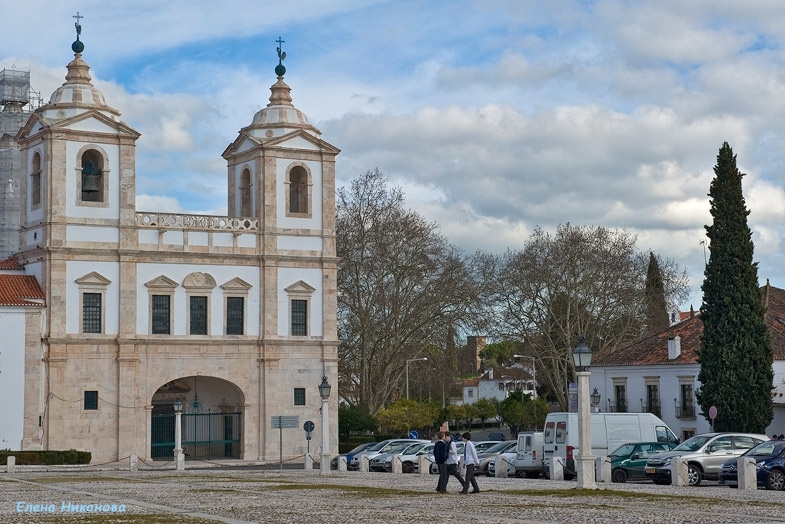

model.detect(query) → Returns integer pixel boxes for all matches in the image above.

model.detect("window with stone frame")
[294,388,306,406]
[190,296,208,335]
[31,152,42,208]
[79,148,105,203]
[76,271,111,335]
[84,390,99,410]
[145,275,178,335]
[285,164,312,218]
[183,272,216,336]
[220,277,252,336]
[291,299,307,336]
[240,168,252,216]
[285,280,316,337]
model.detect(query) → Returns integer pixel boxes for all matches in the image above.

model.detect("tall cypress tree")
[697,142,772,433]
[644,251,670,336]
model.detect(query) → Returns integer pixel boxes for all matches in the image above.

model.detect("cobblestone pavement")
[2,467,785,524]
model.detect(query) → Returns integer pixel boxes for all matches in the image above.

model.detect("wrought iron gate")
[151,412,242,460]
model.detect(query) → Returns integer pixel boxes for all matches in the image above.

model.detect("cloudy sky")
[4,0,785,310]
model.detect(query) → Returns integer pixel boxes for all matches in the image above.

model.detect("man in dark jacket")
[434,431,449,492]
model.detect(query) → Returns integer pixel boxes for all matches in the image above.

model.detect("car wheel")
[688,464,703,486]
[766,469,785,491]
[612,469,627,483]
[402,462,414,474]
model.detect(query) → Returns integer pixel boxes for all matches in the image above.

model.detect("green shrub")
[0,449,91,465]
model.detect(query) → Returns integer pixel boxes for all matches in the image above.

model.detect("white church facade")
[1,27,339,463]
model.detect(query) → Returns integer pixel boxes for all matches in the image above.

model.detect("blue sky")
[5,0,785,311]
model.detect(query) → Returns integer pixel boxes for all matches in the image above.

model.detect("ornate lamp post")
[318,376,332,475]
[173,398,184,471]
[405,357,428,399]
[572,336,595,489]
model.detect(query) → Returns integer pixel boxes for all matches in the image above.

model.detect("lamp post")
[173,398,184,471]
[591,388,601,413]
[406,357,428,399]
[572,335,595,489]
[318,376,332,475]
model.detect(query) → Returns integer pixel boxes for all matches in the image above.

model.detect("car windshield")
[672,434,713,452]
[418,443,434,455]
[365,441,388,452]
[609,444,635,457]
[386,441,416,453]
[475,442,498,453]
[349,442,374,454]
[401,443,425,454]
[745,441,785,458]
[484,442,511,454]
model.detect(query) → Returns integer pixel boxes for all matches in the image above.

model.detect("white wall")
[0,308,27,449]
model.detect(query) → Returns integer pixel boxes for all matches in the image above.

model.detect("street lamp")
[512,354,536,399]
[406,357,428,400]
[173,398,184,471]
[572,335,595,489]
[318,376,331,475]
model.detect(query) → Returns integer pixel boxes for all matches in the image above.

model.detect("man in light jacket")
[460,432,480,494]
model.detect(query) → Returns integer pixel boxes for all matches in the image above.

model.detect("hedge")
[0,450,91,465]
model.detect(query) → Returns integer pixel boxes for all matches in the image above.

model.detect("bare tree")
[486,224,690,410]
[337,169,479,413]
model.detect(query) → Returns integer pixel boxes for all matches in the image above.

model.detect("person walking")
[460,432,480,494]
[434,431,449,493]
[445,433,466,492]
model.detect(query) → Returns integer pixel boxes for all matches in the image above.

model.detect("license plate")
[645,468,656,474]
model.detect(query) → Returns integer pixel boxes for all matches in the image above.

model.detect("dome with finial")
[242,38,320,139]
[38,17,120,122]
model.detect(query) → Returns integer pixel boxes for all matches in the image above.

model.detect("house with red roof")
[589,281,785,441]
[0,257,45,449]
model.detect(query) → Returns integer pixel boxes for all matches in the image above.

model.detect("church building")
[1,23,339,463]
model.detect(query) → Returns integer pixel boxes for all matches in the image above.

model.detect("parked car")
[476,441,517,476]
[718,440,785,490]
[370,441,428,472]
[645,433,768,486]
[331,441,376,470]
[487,445,518,477]
[609,441,677,483]
[384,442,433,473]
[348,439,428,470]
[426,441,465,474]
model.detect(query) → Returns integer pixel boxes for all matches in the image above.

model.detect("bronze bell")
[82,160,100,193]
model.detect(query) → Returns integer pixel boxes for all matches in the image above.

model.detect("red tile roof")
[594,284,785,366]
[0,257,23,271]
[0,275,45,306]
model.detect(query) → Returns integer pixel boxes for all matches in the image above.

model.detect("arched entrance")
[150,376,245,460]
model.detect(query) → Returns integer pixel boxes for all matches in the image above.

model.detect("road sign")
[709,405,717,420]
[303,420,315,432]
[271,415,299,429]
[408,430,418,439]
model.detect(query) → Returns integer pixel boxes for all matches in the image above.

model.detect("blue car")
[718,439,785,490]
[331,441,377,470]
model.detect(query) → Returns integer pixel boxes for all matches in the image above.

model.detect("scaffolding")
[0,69,37,259]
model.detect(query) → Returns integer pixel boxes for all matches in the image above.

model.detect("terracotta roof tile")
[0,257,23,271]
[595,284,785,367]
[0,275,45,306]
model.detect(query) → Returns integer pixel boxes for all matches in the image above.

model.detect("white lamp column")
[318,376,332,475]
[572,336,596,489]
[173,399,184,471]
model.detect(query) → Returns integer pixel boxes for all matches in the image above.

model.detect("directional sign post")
[272,415,300,471]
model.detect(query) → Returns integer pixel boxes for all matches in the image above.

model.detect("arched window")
[240,168,252,216]
[288,165,308,214]
[80,149,104,203]
[31,152,42,208]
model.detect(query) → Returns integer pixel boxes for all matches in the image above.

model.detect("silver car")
[349,439,428,470]
[644,432,769,486]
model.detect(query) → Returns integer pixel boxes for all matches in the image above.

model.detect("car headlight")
[661,457,672,466]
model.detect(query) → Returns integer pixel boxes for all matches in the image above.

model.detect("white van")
[515,431,545,478]
[543,412,678,480]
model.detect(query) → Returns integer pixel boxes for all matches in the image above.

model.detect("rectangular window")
[151,295,171,334]
[679,384,694,417]
[614,385,627,413]
[83,292,102,333]
[646,384,660,416]
[291,299,307,336]
[84,391,98,410]
[32,173,41,206]
[467,389,474,398]
[226,296,244,335]
[294,388,306,406]
[190,296,207,335]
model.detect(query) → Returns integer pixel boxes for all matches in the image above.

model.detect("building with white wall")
[3,27,339,463]
[590,283,785,441]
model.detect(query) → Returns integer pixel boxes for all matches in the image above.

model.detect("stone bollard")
[494,458,508,478]
[738,457,757,490]
[671,457,689,486]
[549,457,564,481]
[338,456,347,472]
[360,455,370,473]
[392,456,402,474]
[129,454,138,472]
[596,456,611,483]
[7,456,15,474]
[418,455,430,476]
[304,453,314,470]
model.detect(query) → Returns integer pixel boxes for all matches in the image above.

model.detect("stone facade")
[9,35,339,463]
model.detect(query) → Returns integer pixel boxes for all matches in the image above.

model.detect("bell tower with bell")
[15,14,140,313]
